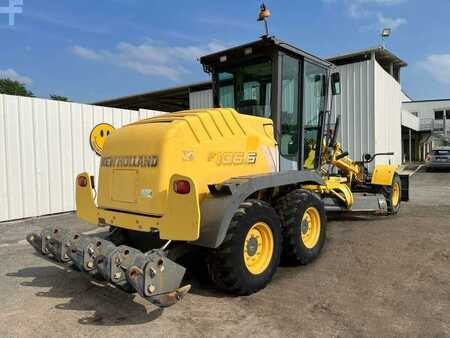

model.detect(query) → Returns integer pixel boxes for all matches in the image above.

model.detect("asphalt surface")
[1,169,449,337]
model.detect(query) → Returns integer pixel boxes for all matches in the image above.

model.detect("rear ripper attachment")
[26,225,190,308]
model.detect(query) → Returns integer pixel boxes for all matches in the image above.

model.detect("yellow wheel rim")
[392,182,400,207]
[243,222,274,275]
[301,207,321,249]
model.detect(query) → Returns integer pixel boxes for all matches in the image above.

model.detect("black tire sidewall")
[290,192,326,263]
[384,174,401,214]
[276,190,327,265]
[207,200,283,295]
[227,202,282,291]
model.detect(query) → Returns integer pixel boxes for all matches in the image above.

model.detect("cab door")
[279,55,328,172]
[279,54,301,171]
[302,61,327,170]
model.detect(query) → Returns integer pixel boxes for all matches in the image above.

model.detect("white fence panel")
[0,94,166,222]
[139,108,166,119]
[0,95,8,221]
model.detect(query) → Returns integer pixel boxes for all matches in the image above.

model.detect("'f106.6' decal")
[208,152,257,165]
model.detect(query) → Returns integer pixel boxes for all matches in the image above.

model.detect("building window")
[435,110,444,120]
[446,110,450,119]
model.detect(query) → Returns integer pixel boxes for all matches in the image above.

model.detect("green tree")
[50,94,69,102]
[0,78,34,97]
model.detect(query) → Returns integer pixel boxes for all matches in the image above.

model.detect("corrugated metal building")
[329,48,407,166]
[402,99,450,160]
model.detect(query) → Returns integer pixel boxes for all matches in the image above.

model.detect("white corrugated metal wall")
[373,61,403,165]
[0,94,164,222]
[333,59,376,164]
[189,89,213,109]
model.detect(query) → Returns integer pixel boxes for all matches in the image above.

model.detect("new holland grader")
[27,36,408,308]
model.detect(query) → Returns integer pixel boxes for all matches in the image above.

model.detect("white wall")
[139,108,167,118]
[333,59,376,164]
[402,100,450,120]
[400,91,411,103]
[0,94,164,222]
[402,100,450,132]
[401,111,420,131]
[373,61,403,165]
[189,89,213,109]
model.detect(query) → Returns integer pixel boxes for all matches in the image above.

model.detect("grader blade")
[26,226,190,308]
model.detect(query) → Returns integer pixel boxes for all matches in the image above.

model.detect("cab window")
[303,61,327,169]
[218,58,272,118]
[280,55,300,171]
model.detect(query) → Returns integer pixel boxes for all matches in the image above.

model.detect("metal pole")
[409,129,412,163]
[442,110,447,137]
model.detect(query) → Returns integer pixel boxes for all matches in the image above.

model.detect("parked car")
[425,147,450,171]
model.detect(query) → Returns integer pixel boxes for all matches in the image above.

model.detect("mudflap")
[26,225,191,308]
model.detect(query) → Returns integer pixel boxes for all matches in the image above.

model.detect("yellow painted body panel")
[76,108,278,240]
[304,149,315,169]
[159,175,200,241]
[324,177,353,209]
[76,173,98,224]
[371,164,397,186]
[303,176,353,209]
[76,172,161,232]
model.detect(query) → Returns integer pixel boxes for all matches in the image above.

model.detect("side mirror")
[364,153,372,162]
[331,72,341,96]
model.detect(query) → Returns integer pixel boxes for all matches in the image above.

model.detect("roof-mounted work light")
[257,3,271,37]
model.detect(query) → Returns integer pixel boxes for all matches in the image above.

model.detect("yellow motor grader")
[27,37,408,307]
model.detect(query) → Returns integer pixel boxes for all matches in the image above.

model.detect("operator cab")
[200,37,341,172]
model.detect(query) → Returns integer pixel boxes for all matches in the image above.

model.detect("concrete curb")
[399,164,423,177]
[410,165,424,176]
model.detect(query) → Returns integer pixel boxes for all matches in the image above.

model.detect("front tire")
[207,199,282,295]
[275,189,327,266]
[383,173,401,215]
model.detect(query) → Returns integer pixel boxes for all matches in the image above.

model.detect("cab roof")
[200,36,333,71]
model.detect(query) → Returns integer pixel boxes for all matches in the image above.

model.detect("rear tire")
[275,189,326,266]
[383,173,401,215]
[207,199,282,295]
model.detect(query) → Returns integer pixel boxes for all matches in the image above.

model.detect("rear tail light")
[174,180,190,194]
[426,155,432,161]
[77,176,88,187]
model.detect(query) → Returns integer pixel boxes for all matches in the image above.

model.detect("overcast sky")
[1,0,449,102]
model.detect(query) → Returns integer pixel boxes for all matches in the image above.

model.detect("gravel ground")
[0,169,449,337]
